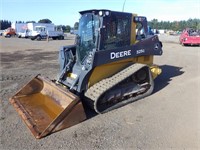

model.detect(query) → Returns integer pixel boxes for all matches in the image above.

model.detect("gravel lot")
[0,34,200,150]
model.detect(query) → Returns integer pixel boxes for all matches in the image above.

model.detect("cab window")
[102,13,131,50]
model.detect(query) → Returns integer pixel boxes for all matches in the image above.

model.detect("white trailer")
[11,22,28,37]
[27,23,55,32]
[11,22,27,33]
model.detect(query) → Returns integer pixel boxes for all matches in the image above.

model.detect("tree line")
[0,20,11,30]
[148,18,200,31]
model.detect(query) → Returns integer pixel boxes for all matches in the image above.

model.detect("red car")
[3,27,16,37]
[179,28,200,46]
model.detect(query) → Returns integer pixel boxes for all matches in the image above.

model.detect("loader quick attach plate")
[9,75,86,139]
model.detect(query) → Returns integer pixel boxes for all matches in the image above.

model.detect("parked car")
[3,28,16,37]
[179,28,200,46]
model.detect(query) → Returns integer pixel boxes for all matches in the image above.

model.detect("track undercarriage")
[85,63,154,113]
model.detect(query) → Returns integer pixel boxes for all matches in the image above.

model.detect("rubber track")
[85,63,147,113]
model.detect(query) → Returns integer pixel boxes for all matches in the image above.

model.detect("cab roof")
[79,9,132,16]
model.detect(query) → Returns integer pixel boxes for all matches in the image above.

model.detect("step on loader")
[10,9,163,139]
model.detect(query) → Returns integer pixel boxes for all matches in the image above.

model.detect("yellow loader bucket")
[9,75,86,139]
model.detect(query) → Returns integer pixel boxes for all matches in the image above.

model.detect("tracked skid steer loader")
[10,9,163,139]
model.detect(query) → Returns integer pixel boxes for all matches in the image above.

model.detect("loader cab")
[76,10,132,64]
[59,10,151,90]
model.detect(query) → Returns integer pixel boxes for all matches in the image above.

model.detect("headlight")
[105,11,110,16]
[99,11,103,16]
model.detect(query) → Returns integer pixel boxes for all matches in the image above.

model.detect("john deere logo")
[110,50,131,59]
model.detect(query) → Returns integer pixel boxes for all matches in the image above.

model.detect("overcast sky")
[1,0,199,26]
